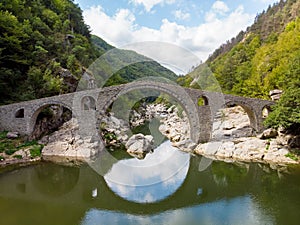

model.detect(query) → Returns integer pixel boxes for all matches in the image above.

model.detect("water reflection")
[81,196,274,225]
[0,153,300,225]
[31,163,80,197]
[104,141,190,203]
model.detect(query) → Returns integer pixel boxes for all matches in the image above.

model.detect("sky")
[75,0,278,73]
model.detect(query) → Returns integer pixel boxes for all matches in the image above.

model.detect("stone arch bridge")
[0,81,274,143]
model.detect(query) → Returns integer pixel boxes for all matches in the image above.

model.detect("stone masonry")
[0,81,274,144]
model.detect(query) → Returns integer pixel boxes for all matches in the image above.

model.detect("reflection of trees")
[249,165,300,225]
[211,161,248,187]
[32,163,79,197]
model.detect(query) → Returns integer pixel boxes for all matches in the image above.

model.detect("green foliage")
[30,145,43,158]
[0,141,14,153]
[264,81,300,129]
[17,140,38,149]
[0,0,97,104]
[179,1,300,100]
[285,153,299,161]
[0,156,4,161]
[0,131,8,139]
[5,149,18,155]
[13,155,23,159]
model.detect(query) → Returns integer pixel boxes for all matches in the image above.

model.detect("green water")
[0,141,300,225]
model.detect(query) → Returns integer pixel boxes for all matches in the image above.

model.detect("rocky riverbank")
[2,103,298,167]
[0,131,42,167]
[141,104,299,165]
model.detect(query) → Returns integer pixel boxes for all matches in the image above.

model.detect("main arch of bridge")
[92,81,211,144]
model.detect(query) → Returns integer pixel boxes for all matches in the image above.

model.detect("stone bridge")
[0,81,274,143]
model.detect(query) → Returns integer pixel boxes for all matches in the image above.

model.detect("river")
[0,140,300,225]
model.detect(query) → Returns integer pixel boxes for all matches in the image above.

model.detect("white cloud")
[173,10,190,21]
[83,4,253,73]
[212,0,230,15]
[130,0,176,12]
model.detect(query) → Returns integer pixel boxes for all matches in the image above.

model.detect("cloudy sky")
[75,0,278,72]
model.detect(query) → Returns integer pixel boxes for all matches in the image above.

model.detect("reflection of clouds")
[104,141,190,203]
[81,196,275,225]
[104,141,189,186]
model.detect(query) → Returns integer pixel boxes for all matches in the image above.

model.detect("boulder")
[6,132,19,139]
[125,134,154,159]
[259,128,278,139]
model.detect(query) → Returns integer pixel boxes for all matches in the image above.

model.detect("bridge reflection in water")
[0,144,300,225]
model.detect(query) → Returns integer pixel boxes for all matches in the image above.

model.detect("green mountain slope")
[179,0,300,99]
[0,0,177,105]
[90,35,177,87]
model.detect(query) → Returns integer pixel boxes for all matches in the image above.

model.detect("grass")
[285,153,299,161]
[5,149,18,155]
[17,140,38,149]
[0,141,15,153]
[0,131,8,139]
[30,145,43,158]
[0,131,43,159]
[13,155,23,159]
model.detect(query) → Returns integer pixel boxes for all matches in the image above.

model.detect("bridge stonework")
[0,81,274,143]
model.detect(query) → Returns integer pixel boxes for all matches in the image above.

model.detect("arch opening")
[262,105,272,119]
[198,96,209,106]
[30,104,72,140]
[15,108,24,118]
[97,84,200,158]
[81,96,96,111]
[212,103,255,140]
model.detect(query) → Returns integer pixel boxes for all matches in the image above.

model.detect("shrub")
[30,145,43,158]
[265,81,300,131]
[13,155,23,159]
[5,149,18,155]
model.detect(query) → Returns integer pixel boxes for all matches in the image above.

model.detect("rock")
[222,121,235,130]
[259,128,278,139]
[216,142,235,158]
[41,119,100,162]
[288,135,300,148]
[269,89,283,101]
[125,134,154,159]
[6,132,19,139]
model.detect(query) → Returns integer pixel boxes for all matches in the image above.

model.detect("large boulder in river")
[125,134,154,159]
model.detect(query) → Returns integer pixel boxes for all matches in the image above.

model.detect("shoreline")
[0,104,299,169]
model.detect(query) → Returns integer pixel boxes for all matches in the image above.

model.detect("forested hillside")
[178,0,300,99]
[0,0,176,105]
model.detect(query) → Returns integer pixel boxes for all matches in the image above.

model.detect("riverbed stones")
[125,134,154,159]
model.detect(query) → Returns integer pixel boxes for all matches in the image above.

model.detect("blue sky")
[75,0,278,71]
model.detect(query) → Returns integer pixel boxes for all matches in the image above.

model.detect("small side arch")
[224,100,258,132]
[81,96,96,111]
[28,101,74,135]
[198,95,209,106]
[262,105,272,119]
[15,108,25,118]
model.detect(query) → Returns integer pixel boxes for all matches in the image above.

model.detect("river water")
[0,140,300,225]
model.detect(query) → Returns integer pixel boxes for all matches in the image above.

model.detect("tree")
[264,81,300,131]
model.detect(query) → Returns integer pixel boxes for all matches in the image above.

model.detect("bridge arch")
[96,81,204,143]
[28,101,74,135]
[224,100,258,132]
